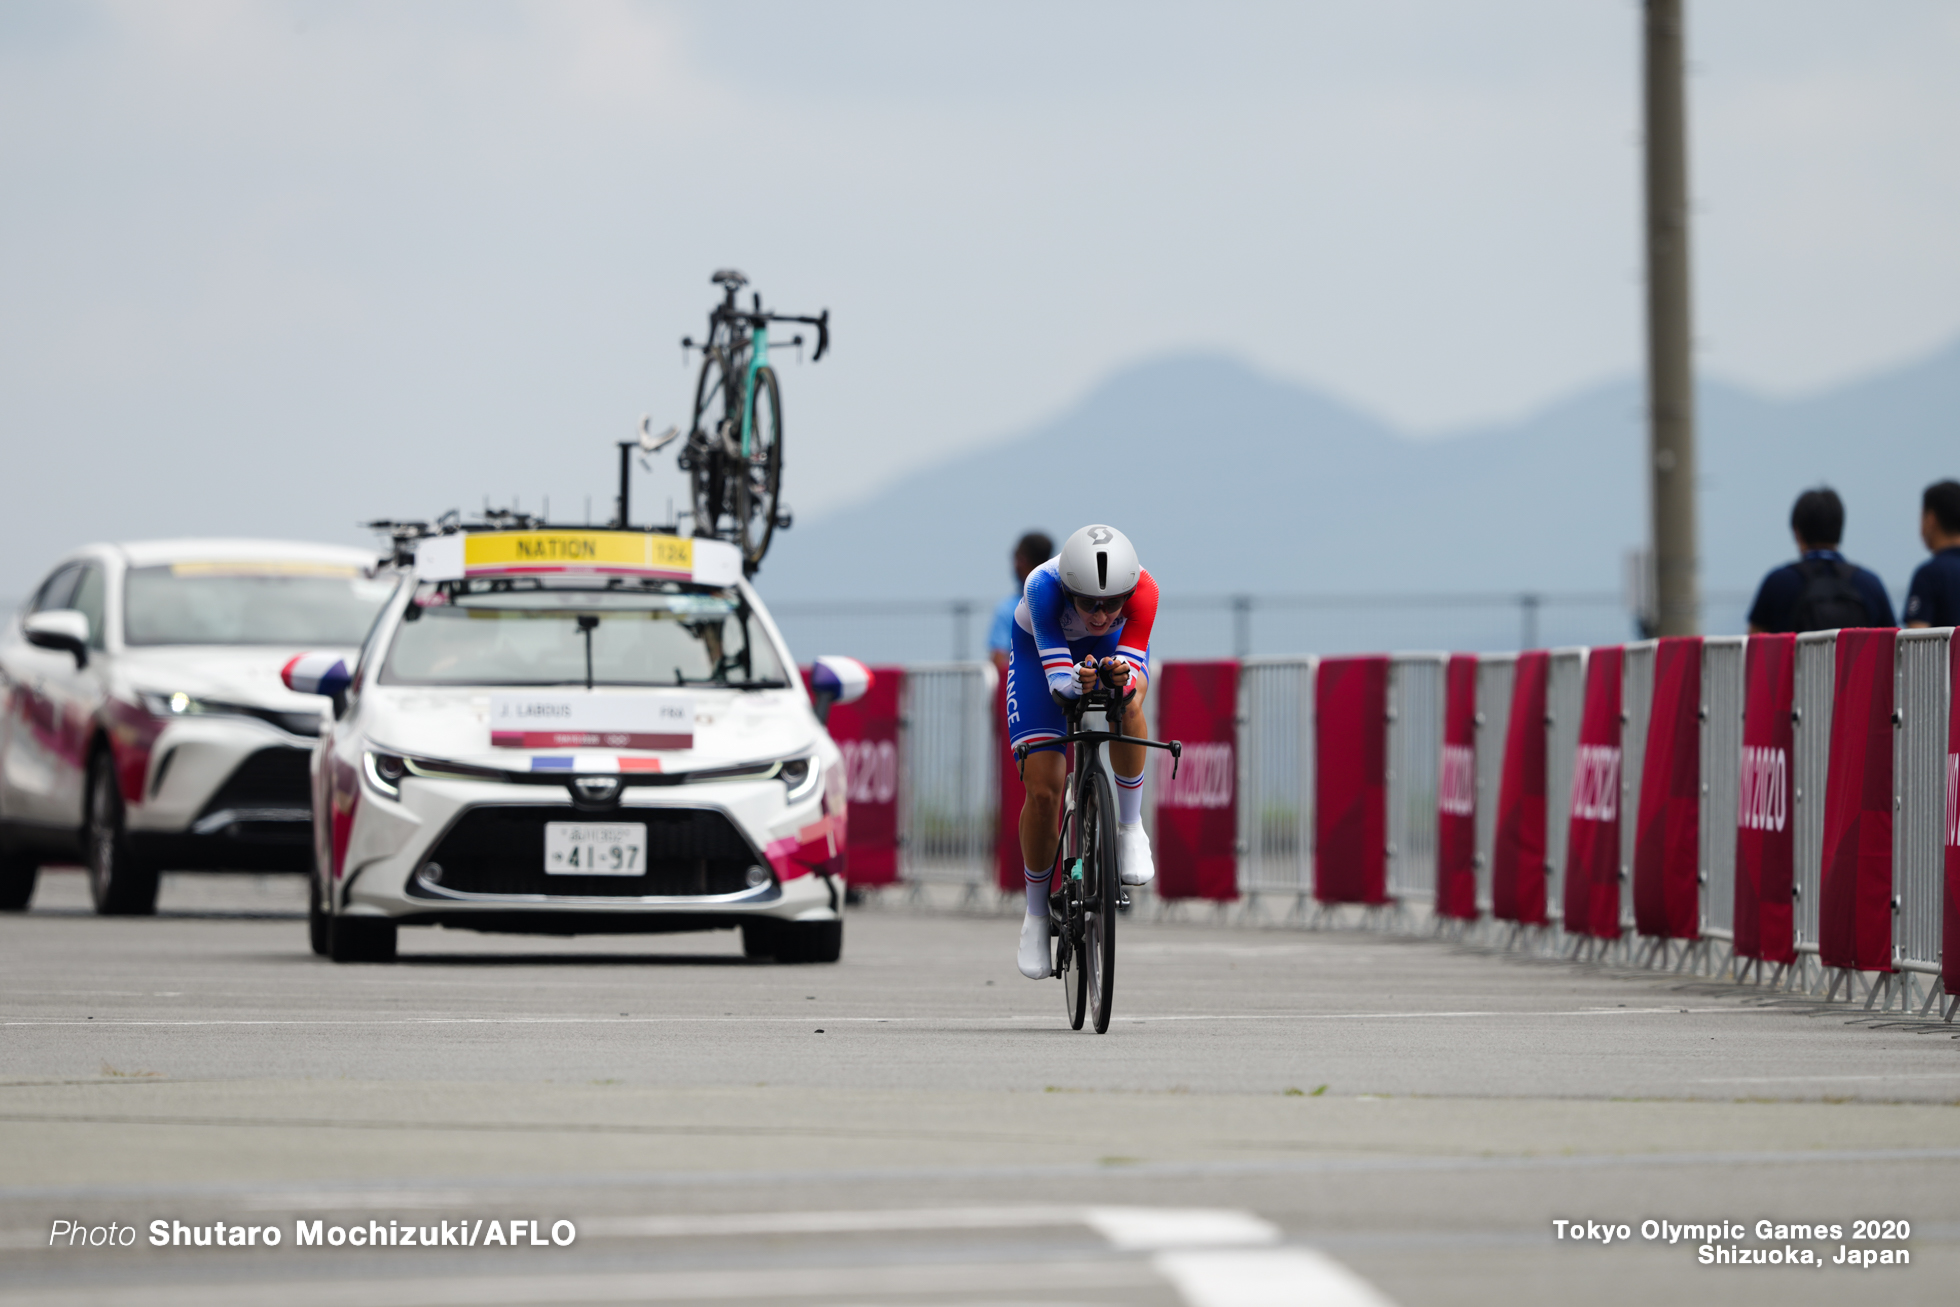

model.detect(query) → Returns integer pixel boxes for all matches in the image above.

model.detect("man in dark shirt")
[1746,487,1896,634]
[1904,479,1960,629]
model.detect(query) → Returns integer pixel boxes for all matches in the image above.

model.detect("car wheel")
[0,847,38,912]
[328,916,397,963]
[770,919,842,964]
[307,872,331,957]
[87,753,158,916]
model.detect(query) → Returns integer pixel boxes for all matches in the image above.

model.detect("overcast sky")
[2,1,1957,595]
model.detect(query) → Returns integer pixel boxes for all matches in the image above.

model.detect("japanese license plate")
[543,822,645,876]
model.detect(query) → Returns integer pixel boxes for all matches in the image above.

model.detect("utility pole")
[1644,0,1698,635]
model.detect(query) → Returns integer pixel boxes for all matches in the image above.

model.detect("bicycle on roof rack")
[662,269,828,576]
[1015,662,1181,1033]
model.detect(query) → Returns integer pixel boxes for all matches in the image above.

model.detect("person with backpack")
[1746,488,1896,634]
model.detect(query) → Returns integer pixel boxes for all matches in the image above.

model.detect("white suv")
[0,540,393,913]
[283,526,865,964]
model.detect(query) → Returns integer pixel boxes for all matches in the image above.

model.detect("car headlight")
[135,690,323,737]
[138,689,205,718]
[780,756,820,803]
[363,749,408,799]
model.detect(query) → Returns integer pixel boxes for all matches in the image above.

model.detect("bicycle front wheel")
[1083,765,1117,1033]
[734,364,783,571]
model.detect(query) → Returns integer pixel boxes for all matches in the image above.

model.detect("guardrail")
[852,627,1956,1021]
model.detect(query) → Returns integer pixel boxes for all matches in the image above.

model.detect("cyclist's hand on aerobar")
[1073,656,1131,695]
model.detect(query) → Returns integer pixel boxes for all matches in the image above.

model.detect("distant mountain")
[755,339,1960,662]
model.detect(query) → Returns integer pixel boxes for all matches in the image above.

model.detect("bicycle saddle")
[711,268,748,289]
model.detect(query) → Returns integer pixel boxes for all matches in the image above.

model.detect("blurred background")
[3,0,1956,661]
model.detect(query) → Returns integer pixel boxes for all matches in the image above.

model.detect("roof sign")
[414,531,741,587]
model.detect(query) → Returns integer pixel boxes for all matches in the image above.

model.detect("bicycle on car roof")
[669,269,828,576]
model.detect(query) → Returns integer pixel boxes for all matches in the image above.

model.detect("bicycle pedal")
[1118,890,1132,910]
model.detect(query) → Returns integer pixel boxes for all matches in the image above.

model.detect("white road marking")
[1692,1071,1960,1083]
[1084,1207,1281,1250]
[1156,1248,1397,1307]
[0,1005,1776,1028]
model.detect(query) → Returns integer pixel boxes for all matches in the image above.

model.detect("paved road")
[3,869,1956,1306]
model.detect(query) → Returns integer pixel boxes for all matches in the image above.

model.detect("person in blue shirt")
[1904,480,1960,629]
[1746,488,1895,634]
[989,532,1053,673]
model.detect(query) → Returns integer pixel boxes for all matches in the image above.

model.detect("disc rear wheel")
[686,350,733,537]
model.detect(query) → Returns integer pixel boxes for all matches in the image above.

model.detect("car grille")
[193,747,314,833]
[417,805,763,898]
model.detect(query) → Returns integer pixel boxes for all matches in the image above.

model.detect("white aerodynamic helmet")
[1057,524,1140,599]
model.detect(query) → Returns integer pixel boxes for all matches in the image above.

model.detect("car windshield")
[124,563,396,647]
[378,581,789,689]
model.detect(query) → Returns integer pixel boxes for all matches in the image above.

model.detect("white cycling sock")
[1024,865,1051,917]
[1114,768,1144,826]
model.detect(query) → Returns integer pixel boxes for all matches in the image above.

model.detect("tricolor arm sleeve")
[1023,567,1081,698]
[1114,569,1160,685]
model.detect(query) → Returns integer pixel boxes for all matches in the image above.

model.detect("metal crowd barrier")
[1471,654,1517,917]
[1543,648,1588,928]
[1386,653,1446,904]
[896,663,997,891]
[1893,628,1951,1011]
[1237,658,1316,910]
[1620,641,1657,937]
[1699,637,1746,950]
[871,629,1953,1018]
[1791,632,1836,980]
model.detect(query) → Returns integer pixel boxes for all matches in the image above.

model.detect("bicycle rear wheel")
[1083,765,1117,1033]
[733,364,783,571]
[686,350,733,536]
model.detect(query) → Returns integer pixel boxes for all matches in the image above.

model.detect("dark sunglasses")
[1070,592,1132,615]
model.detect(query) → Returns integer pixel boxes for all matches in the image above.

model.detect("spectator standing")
[1746,488,1896,634]
[1904,480,1960,629]
[988,531,1053,672]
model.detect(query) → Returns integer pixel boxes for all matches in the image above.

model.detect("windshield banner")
[489,693,694,751]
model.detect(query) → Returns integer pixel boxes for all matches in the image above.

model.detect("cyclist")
[1006,524,1159,979]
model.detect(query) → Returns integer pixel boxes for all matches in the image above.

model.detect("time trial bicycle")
[1016,660,1181,1033]
[678,270,828,574]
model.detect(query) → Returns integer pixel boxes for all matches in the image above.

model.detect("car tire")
[87,752,158,916]
[770,919,842,964]
[308,873,331,957]
[0,848,38,912]
[739,920,781,959]
[328,916,397,964]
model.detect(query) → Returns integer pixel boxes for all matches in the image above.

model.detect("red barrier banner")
[1492,650,1550,925]
[810,665,904,887]
[1435,654,1479,920]
[1315,655,1389,905]
[1634,636,1703,939]
[1734,635,1796,964]
[1820,629,1896,973]
[1562,646,1624,939]
[996,674,1024,893]
[1945,636,1959,996]
[1155,661,1239,901]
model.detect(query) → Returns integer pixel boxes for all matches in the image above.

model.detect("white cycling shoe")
[1017,912,1053,979]
[1117,822,1155,886]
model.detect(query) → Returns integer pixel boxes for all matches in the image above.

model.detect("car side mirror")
[282,652,353,719]
[24,609,89,668]
[808,655,871,726]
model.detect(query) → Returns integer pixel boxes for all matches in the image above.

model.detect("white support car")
[0,540,394,913]
[284,526,865,964]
